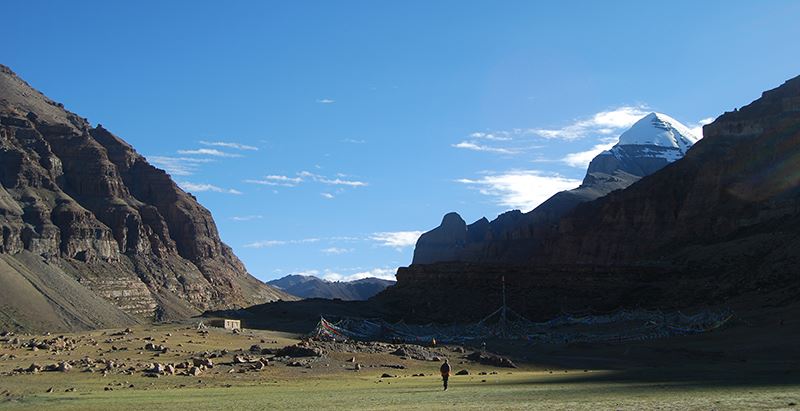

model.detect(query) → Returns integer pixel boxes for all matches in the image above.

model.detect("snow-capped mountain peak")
[616,112,700,153]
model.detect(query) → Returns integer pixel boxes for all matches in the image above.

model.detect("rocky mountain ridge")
[0,64,294,331]
[380,75,800,322]
[412,112,699,265]
[268,275,395,301]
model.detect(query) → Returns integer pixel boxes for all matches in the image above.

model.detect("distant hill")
[268,275,395,300]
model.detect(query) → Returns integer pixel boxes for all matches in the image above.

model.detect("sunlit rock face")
[0,64,294,329]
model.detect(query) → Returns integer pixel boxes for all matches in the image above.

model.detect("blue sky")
[3,1,799,282]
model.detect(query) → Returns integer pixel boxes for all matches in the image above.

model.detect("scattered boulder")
[466,352,517,368]
[192,358,214,368]
[381,373,396,378]
[390,345,435,361]
[58,362,73,372]
[456,369,469,375]
[275,344,323,358]
[188,366,202,376]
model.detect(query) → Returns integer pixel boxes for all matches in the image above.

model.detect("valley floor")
[0,317,799,411]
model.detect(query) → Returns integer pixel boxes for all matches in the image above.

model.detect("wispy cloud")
[457,170,581,212]
[321,247,353,255]
[342,138,366,144]
[200,140,258,151]
[177,148,243,158]
[321,193,335,199]
[370,231,424,249]
[298,171,368,187]
[561,138,618,168]
[317,98,335,104]
[231,215,263,221]
[178,181,243,195]
[452,141,517,154]
[689,117,715,139]
[453,106,651,156]
[245,172,367,189]
[148,156,215,176]
[532,105,650,140]
[244,238,321,248]
[469,131,513,141]
[244,175,303,187]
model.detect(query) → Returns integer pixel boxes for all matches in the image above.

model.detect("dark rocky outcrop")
[0,64,293,331]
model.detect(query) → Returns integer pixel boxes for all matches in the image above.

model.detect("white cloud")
[454,106,650,156]
[148,156,215,176]
[319,178,367,187]
[689,117,715,139]
[322,267,396,282]
[457,170,581,212]
[321,193,335,199]
[531,105,650,140]
[246,171,367,189]
[200,140,258,151]
[231,215,263,221]
[177,148,243,158]
[299,171,367,187]
[178,181,243,195]
[452,141,517,154]
[370,231,424,249]
[342,138,366,144]
[469,132,513,141]
[561,138,618,168]
[244,238,321,248]
[321,247,353,255]
[317,98,335,104]
[244,175,303,187]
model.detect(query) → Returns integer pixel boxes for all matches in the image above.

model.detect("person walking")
[440,358,451,391]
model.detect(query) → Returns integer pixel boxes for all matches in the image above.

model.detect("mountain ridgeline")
[267,275,395,301]
[380,76,800,322]
[0,65,294,332]
[412,112,700,265]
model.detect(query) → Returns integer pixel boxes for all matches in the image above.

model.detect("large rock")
[0,64,295,332]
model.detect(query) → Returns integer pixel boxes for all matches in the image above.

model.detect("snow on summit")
[617,112,700,152]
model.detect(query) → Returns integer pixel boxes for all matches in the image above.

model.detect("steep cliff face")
[0,64,293,331]
[383,76,800,321]
[412,112,699,265]
[542,76,800,273]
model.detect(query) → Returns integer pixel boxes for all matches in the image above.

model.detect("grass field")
[1,324,799,410]
[2,369,799,410]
